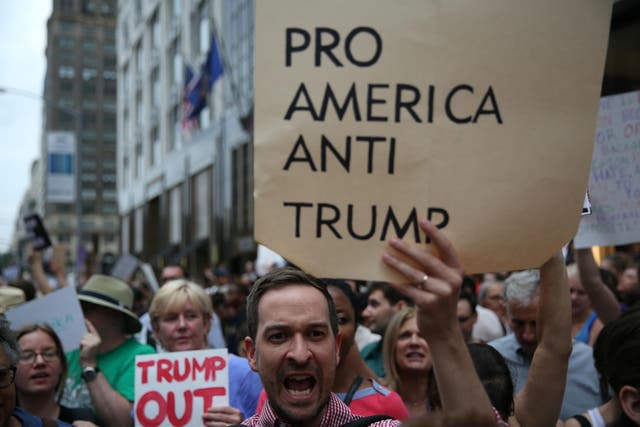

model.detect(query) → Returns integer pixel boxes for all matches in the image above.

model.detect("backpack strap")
[342,375,363,406]
[339,415,394,427]
[570,414,592,427]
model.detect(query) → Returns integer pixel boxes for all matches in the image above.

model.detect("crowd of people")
[0,221,638,426]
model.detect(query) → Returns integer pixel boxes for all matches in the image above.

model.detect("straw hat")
[0,287,25,314]
[78,274,141,334]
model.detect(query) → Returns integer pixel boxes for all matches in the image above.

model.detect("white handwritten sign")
[575,91,640,248]
[134,349,229,427]
[5,286,86,352]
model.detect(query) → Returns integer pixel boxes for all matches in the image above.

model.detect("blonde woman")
[383,307,432,417]
[148,279,262,425]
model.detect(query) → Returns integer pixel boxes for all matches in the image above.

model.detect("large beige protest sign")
[575,91,640,249]
[254,1,612,280]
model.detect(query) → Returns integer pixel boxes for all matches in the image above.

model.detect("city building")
[41,0,119,277]
[117,0,255,279]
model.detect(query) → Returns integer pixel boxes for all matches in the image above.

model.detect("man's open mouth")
[285,374,316,396]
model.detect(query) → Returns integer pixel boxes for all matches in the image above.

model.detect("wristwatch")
[81,366,100,382]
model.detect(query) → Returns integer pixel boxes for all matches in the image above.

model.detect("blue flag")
[184,64,206,121]
[202,34,224,92]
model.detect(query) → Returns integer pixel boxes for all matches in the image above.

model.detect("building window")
[171,39,182,84]
[225,0,255,113]
[103,190,117,201]
[120,18,129,47]
[135,43,143,74]
[82,80,97,96]
[82,0,98,14]
[135,93,143,126]
[151,12,160,49]
[105,78,117,97]
[103,203,117,215]
[104,131,116,142]
[82,39,97,51]
[58,66,75,78]
[170,104,181,151]
[83,55,98,67]
[104,100,116,113]
[81,189,97,200]
[80,143,97,155]
[81,173,96,182]
[82,99,97,109]
[81,159,97,169]
[134,0,142,24]
[60,79,73,93]
[57,37,74,49]
[151,67,160,105]
[198,2,210,55]
[150,126,159,166]
[232,143,253,234]
[122,155,129,186]
[104,56,117,70]
[104,42,116,55]
[60,0,73,13]
[82,204,96,214]
[103,160,116,171]
[83,112,97,129]
[82,68,98,80]
[169,185,182,244]
[135,144,142,178]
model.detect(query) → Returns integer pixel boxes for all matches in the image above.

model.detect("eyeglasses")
[18,349,59,364]
[0,367,16,388]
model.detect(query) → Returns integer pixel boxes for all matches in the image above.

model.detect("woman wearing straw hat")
[60,274,155,427]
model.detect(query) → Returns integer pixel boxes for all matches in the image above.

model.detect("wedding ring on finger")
[418,274,429,290]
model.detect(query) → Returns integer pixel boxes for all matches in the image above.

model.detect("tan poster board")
[254,0,612,280]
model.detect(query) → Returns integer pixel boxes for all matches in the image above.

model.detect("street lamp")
[0,85,83,280]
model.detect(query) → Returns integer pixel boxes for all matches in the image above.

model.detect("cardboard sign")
[5,286,86,352]
[134,349,229,427]
[574,91,640,249]
[254,0,612,279]
[23,214,52,251]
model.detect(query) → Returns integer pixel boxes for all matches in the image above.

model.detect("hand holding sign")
[382,219,463,340]
[202,405,243,427]
[79,320,101,368]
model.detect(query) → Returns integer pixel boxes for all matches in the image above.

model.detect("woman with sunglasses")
[15,324,98,426]
[0,317,74,427]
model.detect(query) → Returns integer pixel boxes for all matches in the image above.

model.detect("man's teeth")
[288,388,312,396]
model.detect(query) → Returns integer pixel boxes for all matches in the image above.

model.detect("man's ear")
[619,385,640,425]
[335,332,343,366]
[245,336,258,372]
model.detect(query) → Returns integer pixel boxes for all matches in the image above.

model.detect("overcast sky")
[0,1,52,252]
